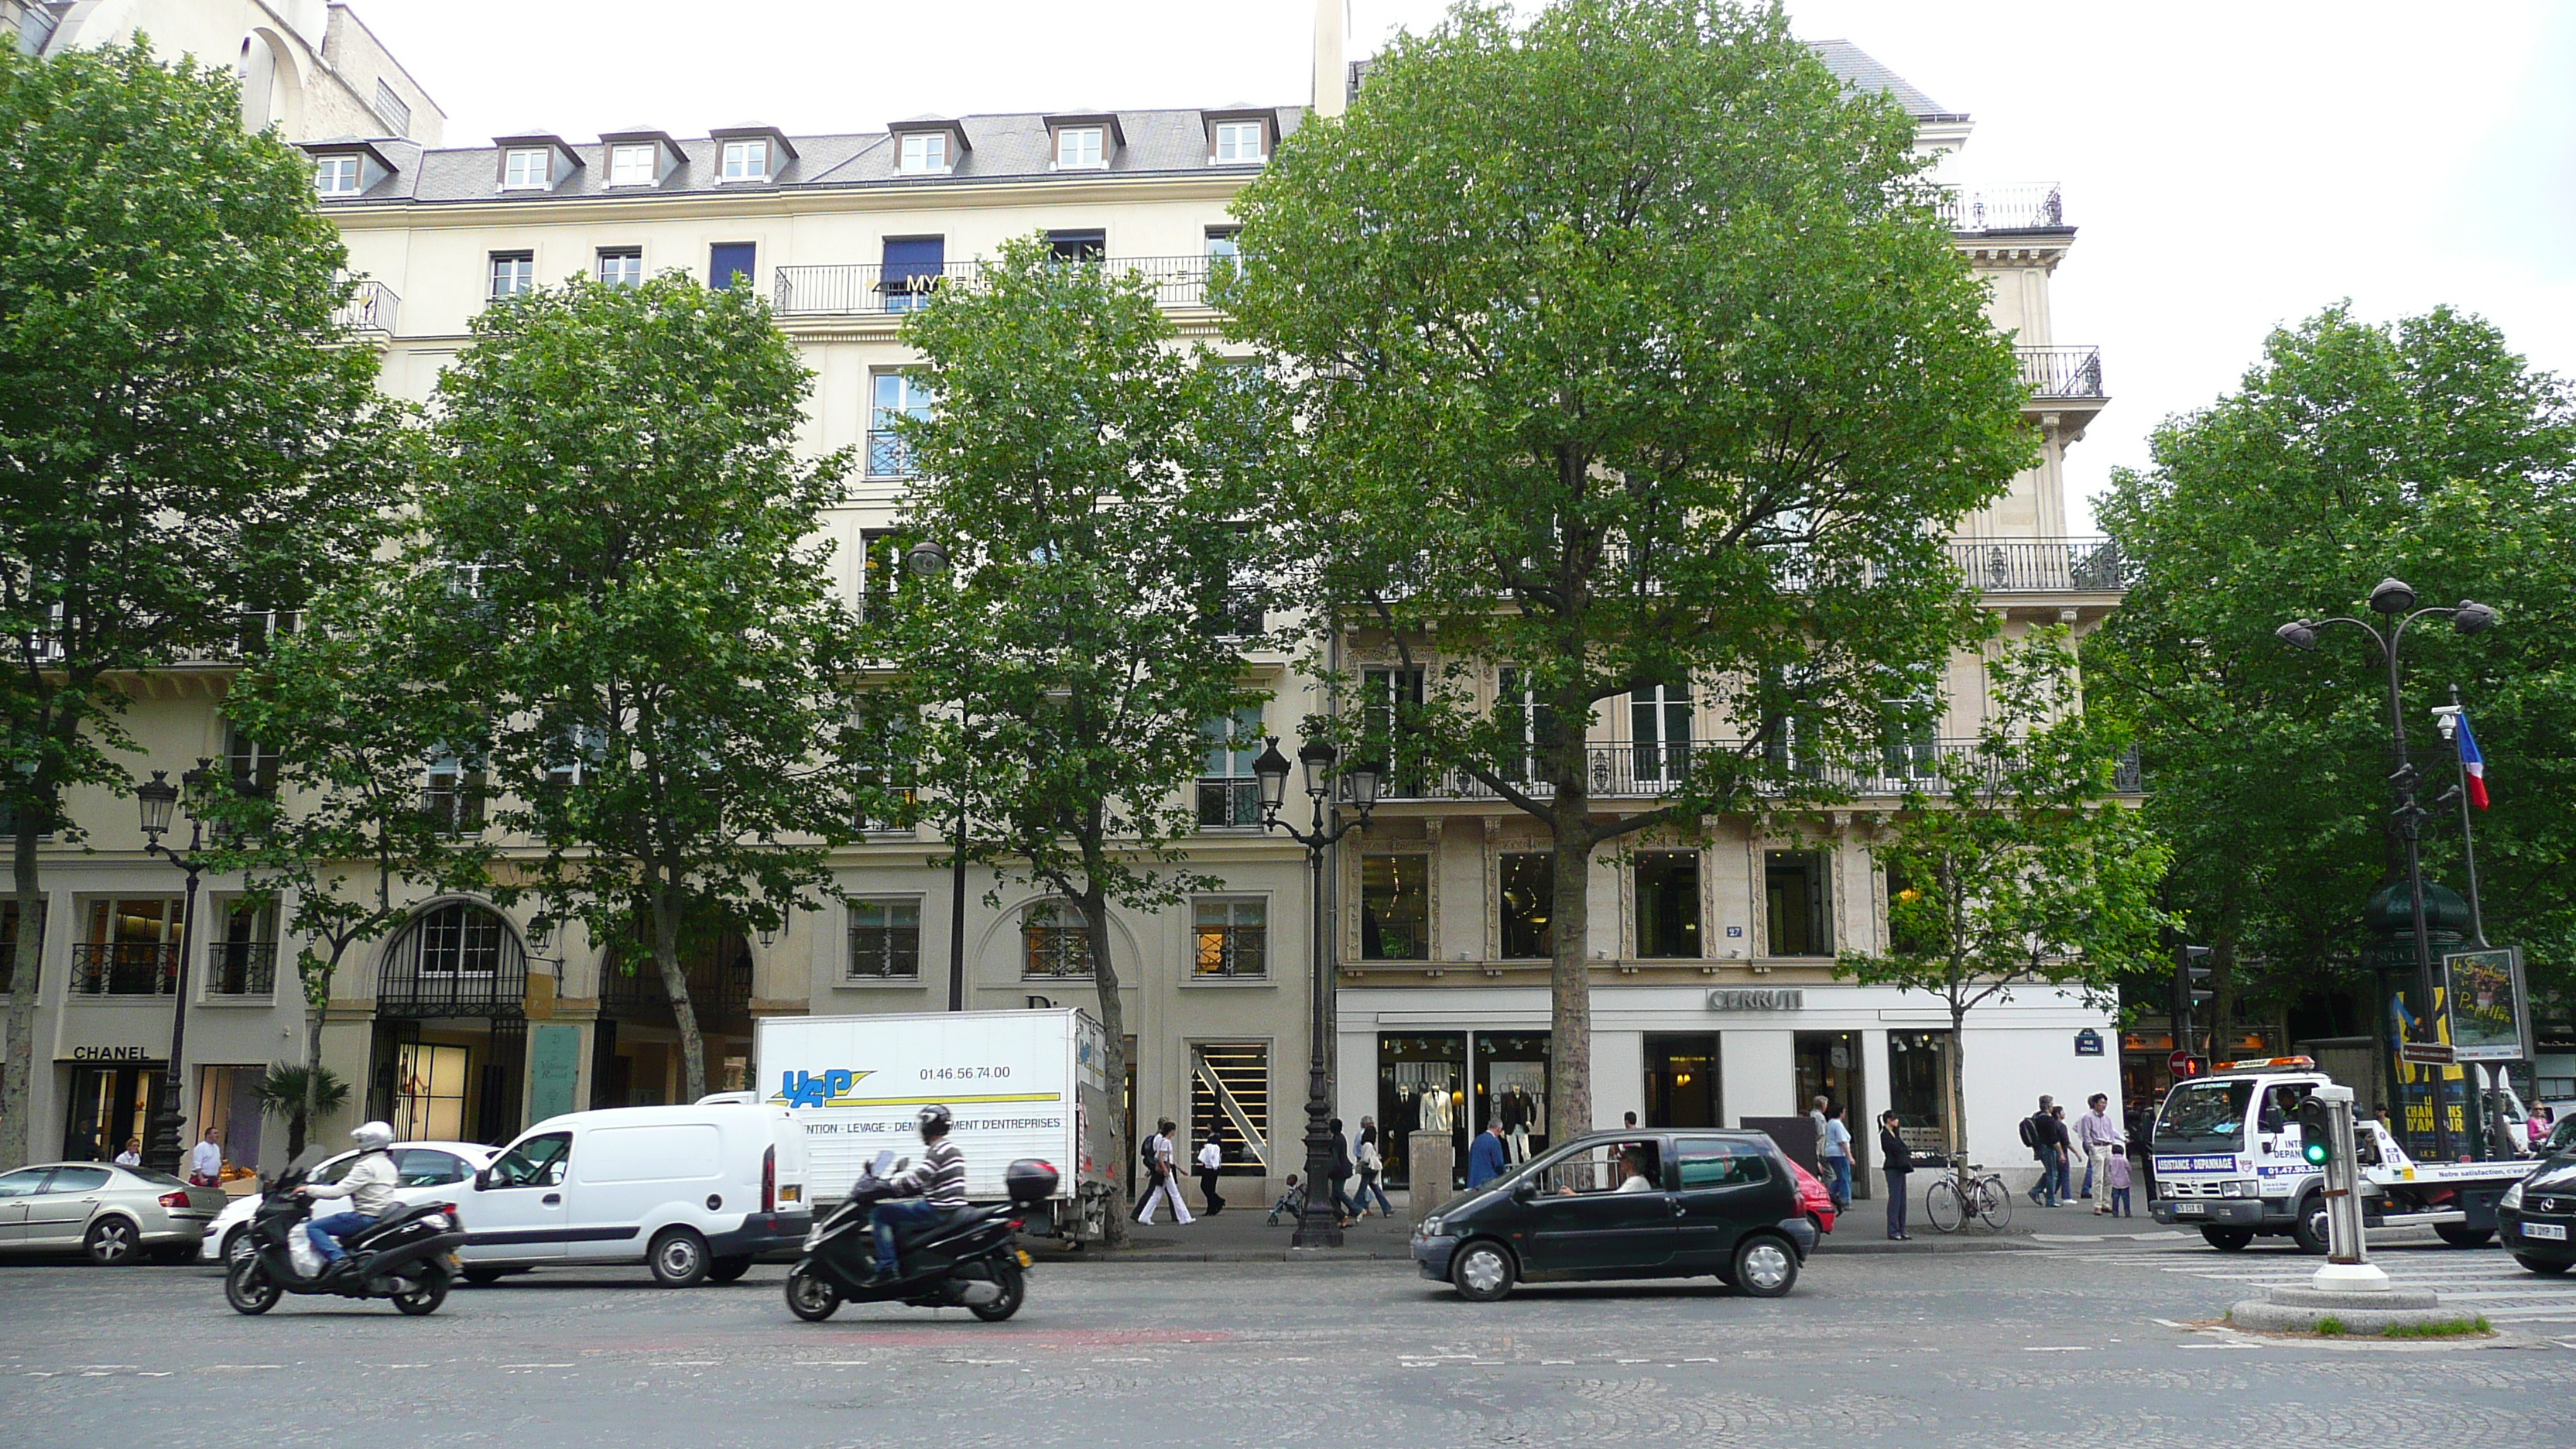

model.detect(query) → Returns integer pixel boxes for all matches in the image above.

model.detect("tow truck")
[2146,1057,2533,1252]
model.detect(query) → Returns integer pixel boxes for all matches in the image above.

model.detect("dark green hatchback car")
[1412,1130,1814,1302]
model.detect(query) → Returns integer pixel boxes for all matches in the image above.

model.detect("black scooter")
[783,1150,1055,1323]
[224,1168,469,1316]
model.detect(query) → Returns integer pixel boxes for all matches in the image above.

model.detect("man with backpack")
[2023,1095,2058,1207]
[1134,1117,1194,1225]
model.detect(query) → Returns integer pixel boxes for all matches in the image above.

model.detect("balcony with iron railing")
[332,280,400,335]
[206,941,278,997]
[2016,345,2105,401]
[1937,184,2067,233]
[1372,738,2143,803]
[71,942,178,996]
[776,255,1223,319]
[601,950,754,1020]
[1941,537,2127,594]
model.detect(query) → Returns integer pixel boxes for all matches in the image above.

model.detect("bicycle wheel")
[1973,1176,2012,1230]
[1925,1177,1967,1234]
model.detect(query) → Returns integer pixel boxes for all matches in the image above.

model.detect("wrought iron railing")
[1375,739,2143,802]
[332,280,400,334]
[1197,778,1262,827]
[71,943,178,996]
[207,941,278,996]
[1194,925,1267,978]
[866,429,913,478]
[1937,184,2065,232]
[376,905,528,1017]
[2016,346,2105,399]
[1941,538,2127,592]
[1023,925,1094,978]
[775,255,1219,318]
[601,951,754,1016]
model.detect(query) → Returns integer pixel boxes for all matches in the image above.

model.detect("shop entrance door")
[62,1065,161,1163]
[1643,1034,1721,1129]
[1793,1031,1868,1199]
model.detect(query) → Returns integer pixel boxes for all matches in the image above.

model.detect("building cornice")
[323,170,1256,231]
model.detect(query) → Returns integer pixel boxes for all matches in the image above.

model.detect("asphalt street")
[7,1230,2573,1449]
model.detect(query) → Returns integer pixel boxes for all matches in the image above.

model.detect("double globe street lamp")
[1250,736,1381,1249]
[133,759,219,1177]
[2277,577,2497,1162]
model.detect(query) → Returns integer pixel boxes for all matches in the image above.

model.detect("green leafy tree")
[1837,632,2175,1154]
[878,238,1276,1248]
[0,42,399,1169]
[245,1063,351,1161]
[1218,0,2036,1133]
[2092,305,2576,1034]
[402,273,875,1104]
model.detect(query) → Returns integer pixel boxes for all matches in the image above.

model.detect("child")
[2105,1146,2134,1218]
[1266,1174,1305,1226]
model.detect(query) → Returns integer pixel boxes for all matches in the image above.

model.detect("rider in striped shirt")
[869,1105,965,1284]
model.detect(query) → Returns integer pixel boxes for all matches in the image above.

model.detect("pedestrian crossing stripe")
[2067,1246,2576,1321]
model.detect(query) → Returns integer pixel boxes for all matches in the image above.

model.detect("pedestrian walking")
[190,1126,224,1187]
[1820,1103,1853,1211]
[2076,1092,2124,1215]
[1327,1117,1358,1227]
[1134,1118,1194,1225]
[2022,1096,2056,1206]
[2047,1105,2074,1206]
[1353,1117,1394,1218]
[113,1137,142,1168]
[1808,1094,1829,1164]
[2105,1143,2134,1218]
[1197,1130,1227,1217]
[1467,1117,1509,1189]
[1879,1110,1913,1240]
[1623,1112,1639,1129]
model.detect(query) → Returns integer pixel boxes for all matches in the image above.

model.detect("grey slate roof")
[1808,39,1960,121]
[305,106,1306,207]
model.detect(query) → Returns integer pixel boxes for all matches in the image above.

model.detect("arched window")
[381,903,526,1015]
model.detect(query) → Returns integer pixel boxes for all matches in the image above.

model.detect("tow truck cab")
[2146,1057,2525,1253]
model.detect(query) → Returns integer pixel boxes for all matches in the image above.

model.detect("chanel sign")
[1707,988,1804,1012]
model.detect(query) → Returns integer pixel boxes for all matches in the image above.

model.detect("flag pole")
[2434,684,2489,949]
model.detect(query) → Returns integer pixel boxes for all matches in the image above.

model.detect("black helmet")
[917,1104,953,1139]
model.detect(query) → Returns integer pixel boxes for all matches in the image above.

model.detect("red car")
[1790,1159,1838,1235]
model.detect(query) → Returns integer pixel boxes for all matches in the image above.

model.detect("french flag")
[2458,711,2490,810]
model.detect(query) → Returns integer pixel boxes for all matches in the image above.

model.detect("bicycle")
[1923,1156,2012,1233]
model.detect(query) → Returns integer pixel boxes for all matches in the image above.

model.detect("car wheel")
[649,1227,711,1287]
[2435,1225,2495,1249]
[224,1258,281,1315]
[1732,1234,1799,1298]
[2200,1226,2255,1252]
[83,1217,140,1266]
[783,1266,841,1321]
[707,1255,754,1285]
[2515,1254,2574,1276]
[1450,1240,1516,1303]
[2290,1194,2330,1255]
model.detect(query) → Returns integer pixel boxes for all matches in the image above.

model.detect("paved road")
[6,1234,2571,1448]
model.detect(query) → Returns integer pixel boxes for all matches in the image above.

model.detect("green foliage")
[2379,1316,2492,1338]
[1837,632,2176,1148]
[247,1063,351,1159]
[394,272,872,1102]
[2314,1315,2348,1337]
[0,40,399,1170]
[2092,305,2576,1026]
[874,237,1276,1242]
[1218,0,2036,1131]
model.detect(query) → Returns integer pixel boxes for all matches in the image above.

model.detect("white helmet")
[351,1121,395,1152]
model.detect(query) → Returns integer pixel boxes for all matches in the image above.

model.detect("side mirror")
[474,1166,492,1191]
[545,1160,567,1187]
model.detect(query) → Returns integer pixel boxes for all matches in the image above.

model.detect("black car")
[2501,1118,2576,1275]
[1412,1130,1815,1302]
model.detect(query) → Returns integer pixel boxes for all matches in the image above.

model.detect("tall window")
[720,139,770,181]
[488,252,535,300]
[1054,125,1104,168]
[1213,121,1266,163]
[1362,667,1427,796]
[898,132,949,173]
[314,154,361,196]
[1197,707,1263,827]
[390,1042,470,1141]
[708,242,756,291]
[1764,849,1832,956]
[1023,901,1094,978]
[869,371,935,476]
[1879,694,1938,781]
[211,902,278,995]
[502,147,550,189]
[595,248,643,289]
[1631,684,1692,783]
[1193,899,1266,978]
[225,722,279,793]
[1361,855,1430,961]
[1045,229,1105,263]
[1204,228,1241,265]
[848,899,921,980]
[1635,852,1701,958]
[77,898,182,995]
[1496,667,1555,783]
[608,143,656,186]
[423,753,485,833]
[1192,1042,1271,1173]
[1888,1029,1954,1149]
[882,236,945,312]
[1499,852,1555,960]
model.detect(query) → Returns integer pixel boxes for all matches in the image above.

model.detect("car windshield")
[309,1153,356,1185]
[2155,1080,2253,1143]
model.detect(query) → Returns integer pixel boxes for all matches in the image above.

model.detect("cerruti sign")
[1707,989,1804,1012]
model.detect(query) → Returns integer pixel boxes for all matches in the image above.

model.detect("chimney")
[1312,0,1348,118]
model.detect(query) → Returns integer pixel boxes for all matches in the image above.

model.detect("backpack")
[1140,1135,1159,1175]
[2018,1115,2039,1148]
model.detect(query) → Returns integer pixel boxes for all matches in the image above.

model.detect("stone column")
[1408,1130,1455,1223]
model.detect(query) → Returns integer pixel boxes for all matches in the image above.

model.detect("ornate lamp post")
[1252,735,1381,1249]
[135,759,218,1177]
[2277,578,2497,1161]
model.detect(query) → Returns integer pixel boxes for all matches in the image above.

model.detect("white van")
[463,1097,811,1286]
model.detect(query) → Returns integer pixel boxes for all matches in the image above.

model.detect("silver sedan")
[0,1162,228,1265]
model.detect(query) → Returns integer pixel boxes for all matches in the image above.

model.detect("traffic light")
[2295,1095,2334,1167]
[2178,945,2216,1009]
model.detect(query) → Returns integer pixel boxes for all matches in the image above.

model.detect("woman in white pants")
[1136,1118,1194,1225]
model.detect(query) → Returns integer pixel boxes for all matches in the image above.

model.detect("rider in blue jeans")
[299,1120,400,1276]
[1820,1103,1854,1210]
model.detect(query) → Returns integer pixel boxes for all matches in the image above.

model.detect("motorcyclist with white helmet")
[867,1105,966,1286]
[299,1121,400,1276]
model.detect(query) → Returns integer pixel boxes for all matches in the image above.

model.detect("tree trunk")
[1074,882,1130,1249]
[3,817,46,1170]
[1547,814,1595,1144]
[286,1106,308,1160]
[300,935,347,1156]
[651,885,708,1105]
[1947,994,1970,1163]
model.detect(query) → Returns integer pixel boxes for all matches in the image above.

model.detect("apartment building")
[9,19,2122,1197]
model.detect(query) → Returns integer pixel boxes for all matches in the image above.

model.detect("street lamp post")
[1252,735,1381,1249]
[135,759,218,1177]
[906,540,972,1012]
[2277,578,2497,1162]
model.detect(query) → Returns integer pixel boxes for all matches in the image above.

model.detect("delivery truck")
[755,1008,1118,1243]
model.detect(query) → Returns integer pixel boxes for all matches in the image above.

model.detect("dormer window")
[502,147,550,190]
[315,154,362,197]
[1056,126,1103,169]
[721,139,769,182]
[1045,112,1122,173]
[899,132,948,174]
[1213,121,1266,164]
[608,144,656,186]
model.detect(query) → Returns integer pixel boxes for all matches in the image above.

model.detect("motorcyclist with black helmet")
[299,1120,399,1276]
[868,1104,966,1286]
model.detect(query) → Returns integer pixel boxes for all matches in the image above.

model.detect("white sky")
[353,1,2576,533]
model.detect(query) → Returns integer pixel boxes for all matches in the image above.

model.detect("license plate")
[2526,1221,2567,1241]
[2175,1202,2205,1216]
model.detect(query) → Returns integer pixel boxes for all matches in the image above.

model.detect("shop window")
[1499,852,1554,960]
[1634,852,1701,958]
[1645,1033,1719,1129]
[390,1041,471,1141]
[848,899,921,980]
[1023,900,1094,978]
[1192,898,1266,978]
[1378,1033,1467,1189]
[1478,1034,1550,1160]
[1765,849,1831,956]
[1361,853,1429,961]
[1190,1042,1269,1173]
[194,1064,265,1170]
[1888,1029,1954,1152]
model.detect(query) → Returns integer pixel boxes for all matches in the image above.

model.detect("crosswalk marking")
[2051,1242,2576,1324]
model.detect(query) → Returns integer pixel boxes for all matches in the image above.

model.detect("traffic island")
[2225,1282,2481,1334]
